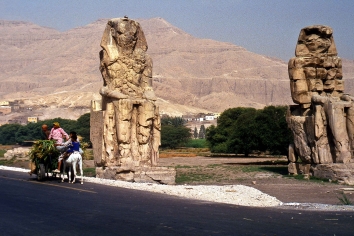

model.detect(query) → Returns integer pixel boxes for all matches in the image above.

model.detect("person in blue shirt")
[54,131,81,173]
[66,132,80,154]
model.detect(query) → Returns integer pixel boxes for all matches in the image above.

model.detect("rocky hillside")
[1,18,354,120]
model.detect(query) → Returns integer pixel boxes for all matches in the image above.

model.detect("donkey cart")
[29,140,60,181]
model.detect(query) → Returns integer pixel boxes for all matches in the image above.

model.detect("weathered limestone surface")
[90,17,175,184]
[311,164,354,185]
[287,25,354,184]
[1,147,30,160]
[96,166,176,185]
[288,162,311,176]
[90,101,104,164]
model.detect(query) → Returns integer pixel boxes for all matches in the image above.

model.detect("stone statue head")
[100,17,148,57]
[295,25,337,57]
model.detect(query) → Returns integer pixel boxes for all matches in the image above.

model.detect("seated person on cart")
[28,123,69,175]
[54,132,80,173]
[41,124,51,140]
[49,122,69,148]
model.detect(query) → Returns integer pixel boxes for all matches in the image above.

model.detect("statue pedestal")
[311,163,354,185]
[96,166,176,185]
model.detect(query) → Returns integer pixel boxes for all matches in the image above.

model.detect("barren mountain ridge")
[1,18,354,121]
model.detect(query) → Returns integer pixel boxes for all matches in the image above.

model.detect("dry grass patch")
[159,148,210,158]
[160,152,197,158]
[175,164,286,185]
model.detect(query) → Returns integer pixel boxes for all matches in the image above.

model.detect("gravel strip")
[84,177,282,207]
[2,165,354,211]
[278,202,354,211]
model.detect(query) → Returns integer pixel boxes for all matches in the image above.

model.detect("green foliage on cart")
[29,140,60,171]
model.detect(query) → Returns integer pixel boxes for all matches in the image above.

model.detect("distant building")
[27,117,38,123]
[0,101,9,106]
[205,115,214,121]
[213,113,221,119]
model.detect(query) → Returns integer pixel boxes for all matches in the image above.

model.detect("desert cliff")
[1,18,354,121]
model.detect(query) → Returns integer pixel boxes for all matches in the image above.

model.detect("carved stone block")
[288,144,297,163]
[288,162,311,175]
[90,108,104,166]
[290,80,311,104]
[95,166,176,185]
[133,167,176,185]
[311,163,354,185]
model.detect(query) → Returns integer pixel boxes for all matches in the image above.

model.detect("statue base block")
[288,163,311,175]
[96,166,176,185]
[311,163,354,185]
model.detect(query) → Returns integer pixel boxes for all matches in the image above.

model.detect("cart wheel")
[37,164,46,181]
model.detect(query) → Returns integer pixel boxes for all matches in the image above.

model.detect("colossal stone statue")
[287,25,354,184]
[90,17,175,184]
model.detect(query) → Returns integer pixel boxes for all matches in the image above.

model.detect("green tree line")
[206,106,292,156]
[0,113,192,149]
[0,113,90,145]
[0,107,292,155]
[161,116,191,149]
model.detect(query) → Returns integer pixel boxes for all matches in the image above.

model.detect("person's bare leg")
[55,159,62,172]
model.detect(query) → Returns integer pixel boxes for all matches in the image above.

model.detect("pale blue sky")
[1,0,354,61]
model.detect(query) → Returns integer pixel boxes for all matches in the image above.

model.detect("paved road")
[1,169,353,235]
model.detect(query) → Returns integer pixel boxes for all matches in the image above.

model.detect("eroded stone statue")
[287,25,354,184]
[90,17,175,184]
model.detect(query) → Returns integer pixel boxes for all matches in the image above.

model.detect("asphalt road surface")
[1,169,353,236]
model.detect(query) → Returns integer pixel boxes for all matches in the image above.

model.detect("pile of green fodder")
[29,140,60,171]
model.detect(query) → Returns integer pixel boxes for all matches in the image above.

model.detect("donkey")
[61,151,83,184]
